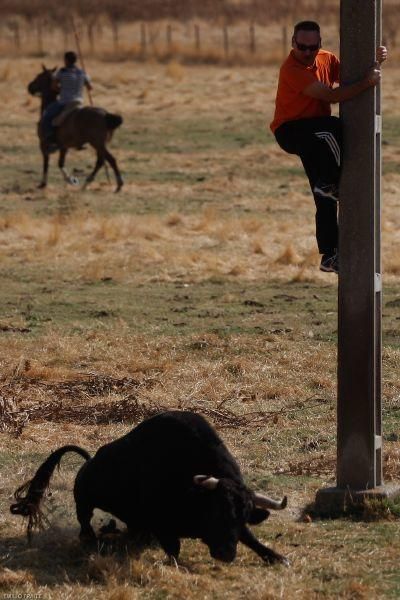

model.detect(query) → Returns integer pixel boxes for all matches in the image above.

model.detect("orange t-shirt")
[270,49,340,133]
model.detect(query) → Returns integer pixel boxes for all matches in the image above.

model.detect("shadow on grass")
[0,526,153,587]
[300,496,400,523]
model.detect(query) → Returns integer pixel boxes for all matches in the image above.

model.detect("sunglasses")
[295,41,320,52]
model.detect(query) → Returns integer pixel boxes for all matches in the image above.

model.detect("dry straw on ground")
[0,52,399,599]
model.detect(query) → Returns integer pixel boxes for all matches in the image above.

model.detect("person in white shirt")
[41,51,92,148]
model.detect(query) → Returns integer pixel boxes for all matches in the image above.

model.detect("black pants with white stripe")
[275,116,341,254]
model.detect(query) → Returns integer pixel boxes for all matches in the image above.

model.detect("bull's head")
[193,475,287,563]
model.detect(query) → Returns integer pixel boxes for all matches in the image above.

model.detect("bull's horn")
[254,493,287,510]
[193,475,219,490]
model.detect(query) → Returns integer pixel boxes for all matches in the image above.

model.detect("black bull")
[11,411,289,566]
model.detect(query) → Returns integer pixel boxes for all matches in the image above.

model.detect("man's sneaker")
[320,252,339,274]
[313,183,339,202]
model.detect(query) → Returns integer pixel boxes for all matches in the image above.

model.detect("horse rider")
[41,51,92,150]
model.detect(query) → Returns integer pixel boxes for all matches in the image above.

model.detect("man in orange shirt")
[271,21,387,274]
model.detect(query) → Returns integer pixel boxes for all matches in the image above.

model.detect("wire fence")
[0,19,344,65]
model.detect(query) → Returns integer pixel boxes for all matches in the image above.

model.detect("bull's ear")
[193,475,219,490]
[42,64,47,71]
[247,507,270,525]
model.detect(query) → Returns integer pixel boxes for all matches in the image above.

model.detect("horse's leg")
[38,147,49,189]
[58,148,79,186]
[104,148,124,192]
[83,151,105,190]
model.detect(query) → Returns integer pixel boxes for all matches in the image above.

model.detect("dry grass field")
[0,50,400,599]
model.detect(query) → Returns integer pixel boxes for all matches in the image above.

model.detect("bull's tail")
[105,112,123,131]
[10,445,90,540]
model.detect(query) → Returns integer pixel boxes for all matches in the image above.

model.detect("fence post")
[249,22,256,54]
[9,21,21,50]
[194,23,200,52]
[63,25,69,50]
[282,25,288,60]
[140,22,147,57]
[36,20,43,54]
[223,24,229,58]
[166,23,172,52]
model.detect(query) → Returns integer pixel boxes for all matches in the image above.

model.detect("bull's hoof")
[279,556,290,568]
[99,519,121,537]
[262,552,290,567]
[37,182,47,189]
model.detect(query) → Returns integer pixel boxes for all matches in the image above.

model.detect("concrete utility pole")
[316,0,400,511]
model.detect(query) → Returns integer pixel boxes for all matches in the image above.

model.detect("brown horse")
[28,66,124,192]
